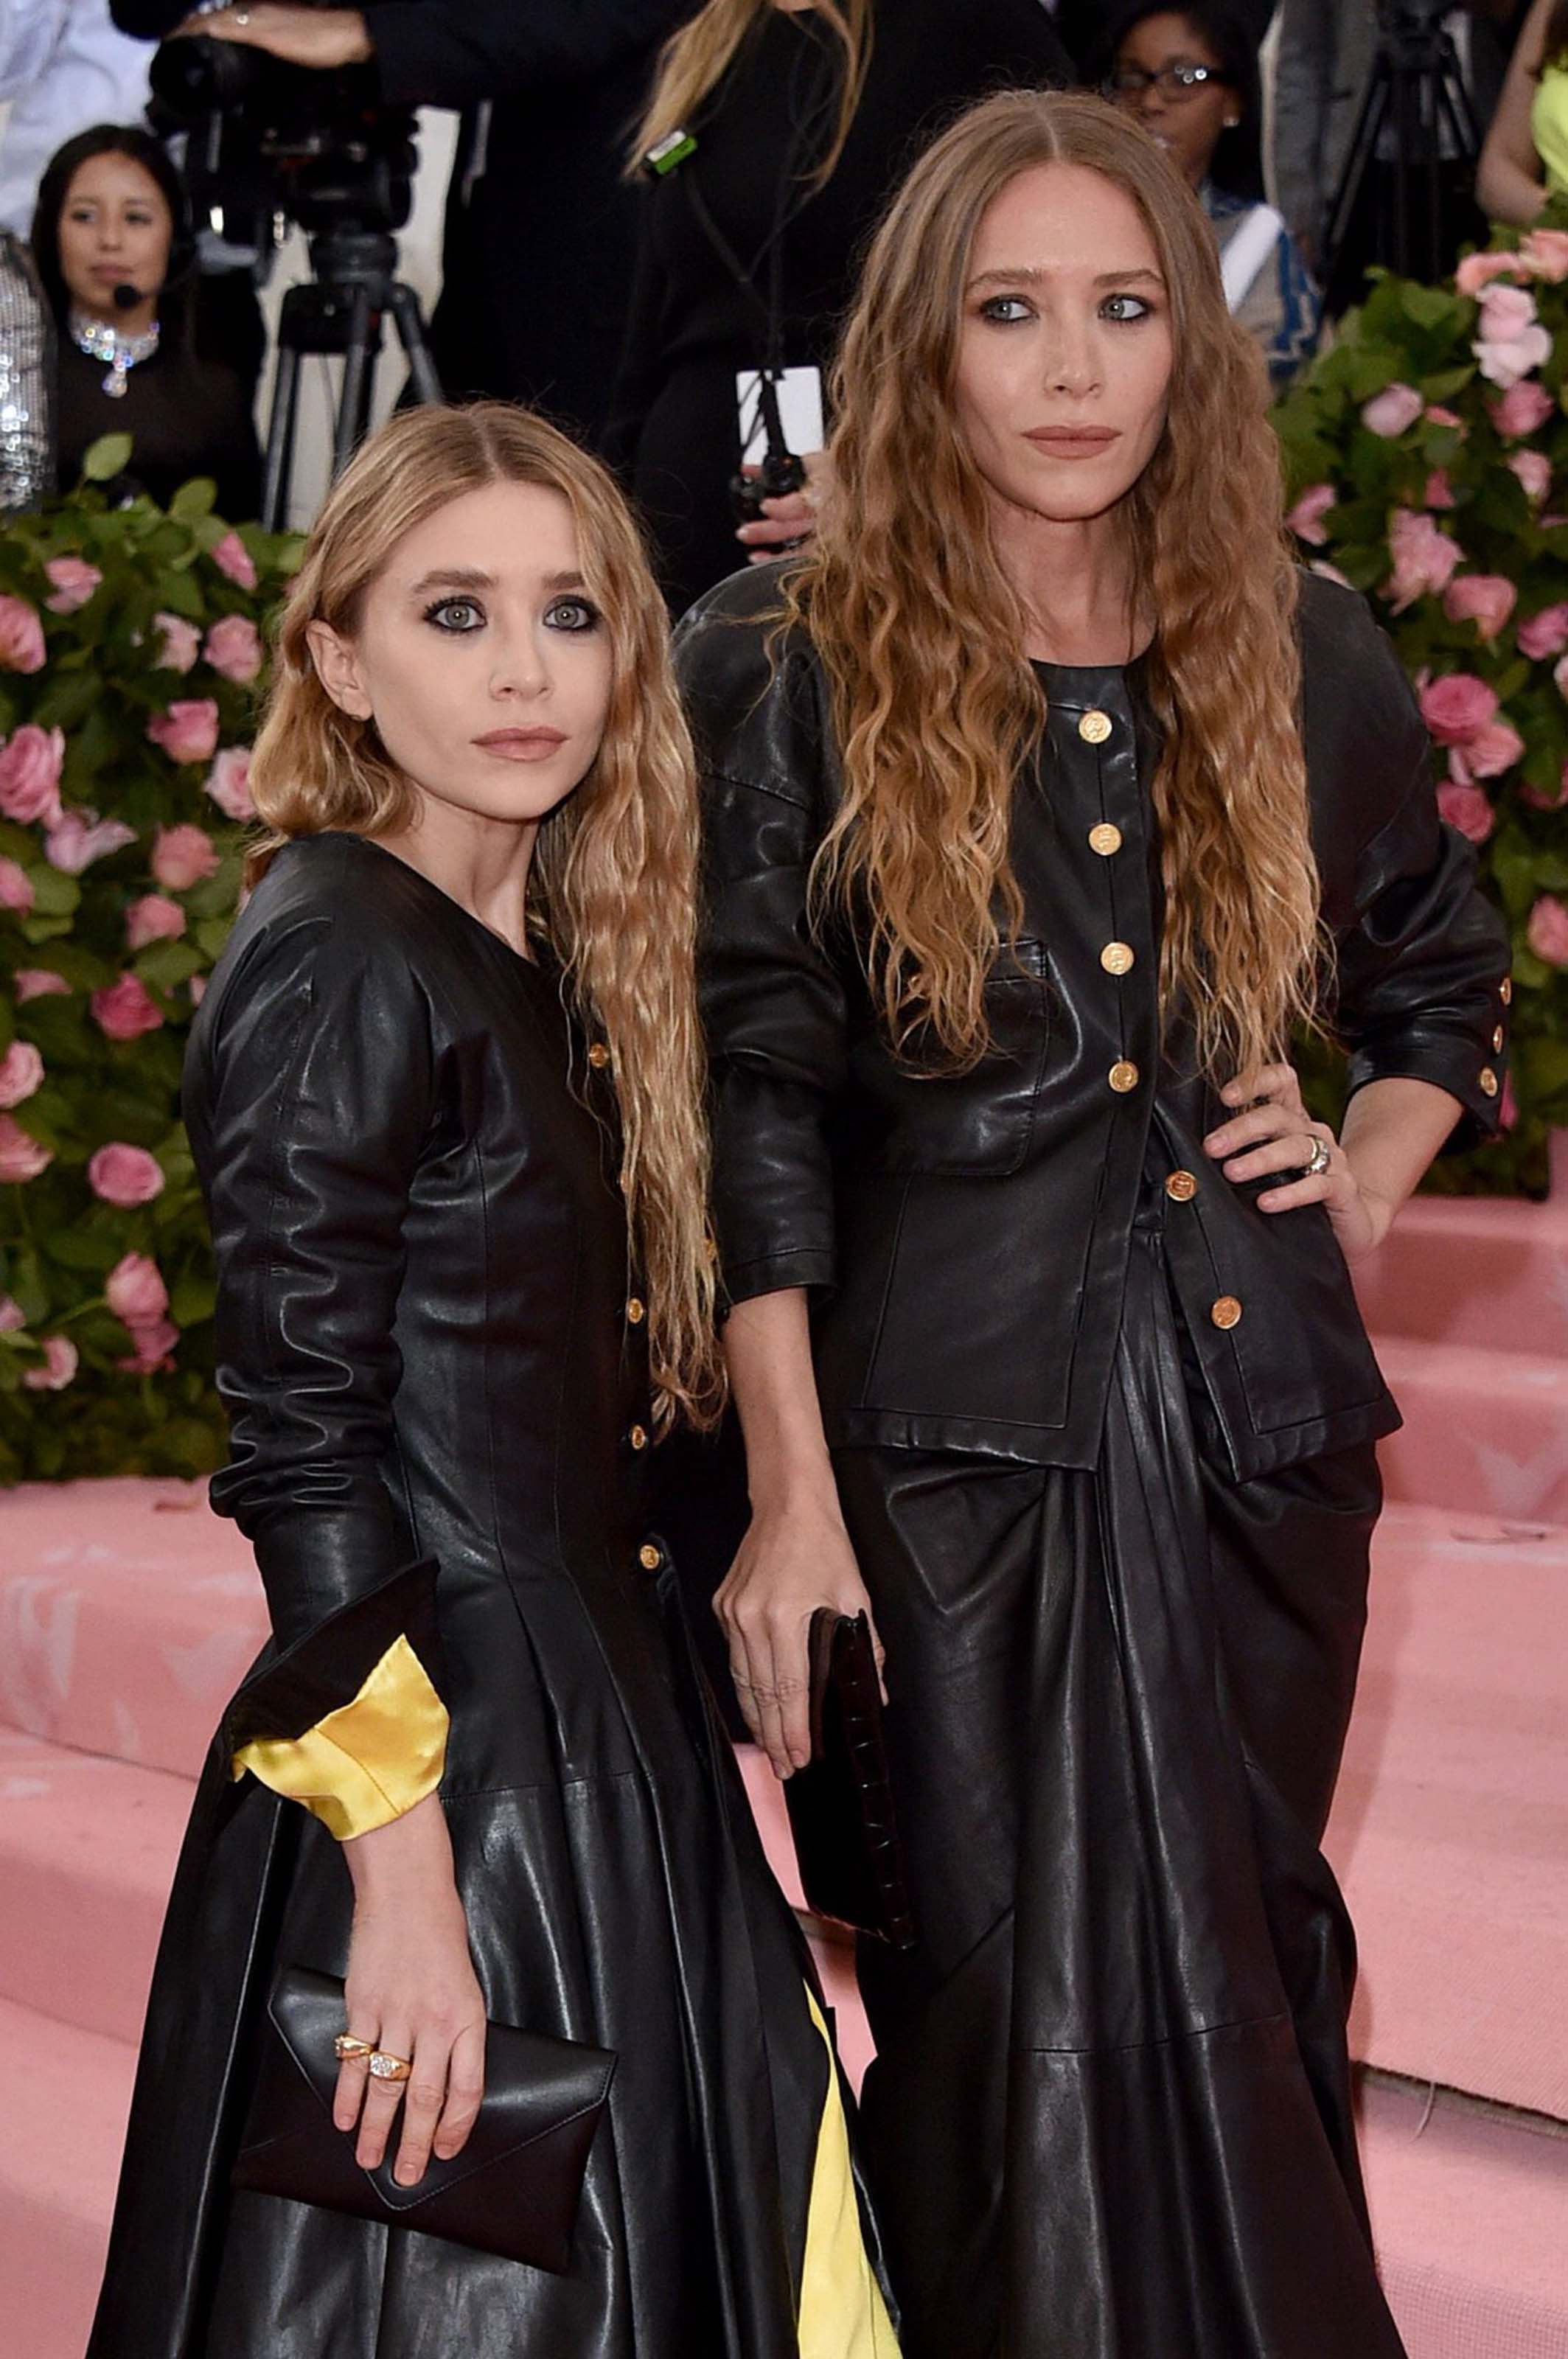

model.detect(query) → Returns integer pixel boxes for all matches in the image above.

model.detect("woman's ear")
[305,619,373,719]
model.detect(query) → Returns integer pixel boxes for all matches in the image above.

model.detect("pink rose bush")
[13,969,69,1003]
[1436,781,1496,843]
[204,745,254,822]
[151,823,219,889]
[0,859,33,914]
[43,559,101,615]
[1384,509,1461,610]
[1362,383,1424,436]
[45,810,137,874]
[212,531,258,590]
[87,1143,164,1206]
[1284,484,1336,543]
[125,893,187,949]
[91,974,164,1040]
[1488,379,1555,439]
[24,1337,77,1392]
[0,596,46,675]
[1443,574,1517,641]
[1474,282,1553,387]
[147,700,220,766]
[0,1043,44,1107]
[0,726,65,826]
[1527,895,1568,966]
[203,614,263,683]
[0,1115,52,1181]
[152,611,201,674]
[105,1252,179,1371]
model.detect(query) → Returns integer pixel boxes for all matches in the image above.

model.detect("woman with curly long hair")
[678,91,1510,2358]
[88,403,896,2358]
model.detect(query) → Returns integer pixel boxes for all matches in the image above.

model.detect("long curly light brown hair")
[249,404,722,1429]
[784,89,1320,1084]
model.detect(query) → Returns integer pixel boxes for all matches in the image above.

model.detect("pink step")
[0,1731,187,2043]
[0,1995,135,2359]
[1355,1192,1568,1362]
[1362,2080,1568,2359]
[0,1477,265,1775]
[1375,1337,1568,1520]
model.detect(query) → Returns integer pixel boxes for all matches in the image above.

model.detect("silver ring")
[1303,1134,1332,1179]
[231,7,251,21]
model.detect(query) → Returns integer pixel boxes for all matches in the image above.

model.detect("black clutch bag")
[232,1965,616,2273]
[784,1609,916,1950]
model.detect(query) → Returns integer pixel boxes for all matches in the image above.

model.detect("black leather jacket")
[678,568,1510,1482]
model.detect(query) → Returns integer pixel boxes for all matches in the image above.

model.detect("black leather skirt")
[838,1191,1409,2359]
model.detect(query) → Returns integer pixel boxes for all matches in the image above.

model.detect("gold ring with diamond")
[368,2049,413,2083]
[1303,1135,1332,1179]
[334,2032,376,2061]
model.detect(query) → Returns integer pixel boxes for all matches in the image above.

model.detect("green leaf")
[24,868,80,920]
[134,938,205,992]
[169,478,217,521]
[80,433,134,482]
[168,1270,216,1326]
[43,1227,125,1276]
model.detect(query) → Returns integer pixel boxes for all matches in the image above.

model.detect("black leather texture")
[784,1611,916,1950]
[234,1968,615,2273]
[677,565,1512,1483]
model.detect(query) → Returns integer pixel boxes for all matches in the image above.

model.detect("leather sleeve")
[366,0,690,109]
[1334,761,1512,1151]
[200,910,439,1665]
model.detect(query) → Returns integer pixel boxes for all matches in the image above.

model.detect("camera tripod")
[1320,1,1485,313]
[259,225,442,529]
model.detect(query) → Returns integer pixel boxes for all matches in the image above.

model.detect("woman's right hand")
[335,1792,487,2186]
[717,1488,882,1780]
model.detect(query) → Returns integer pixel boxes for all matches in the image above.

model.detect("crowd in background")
[0,0,1565,607]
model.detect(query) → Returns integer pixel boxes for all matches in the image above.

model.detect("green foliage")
[1274,207,1568,1196]
[0,476,301,1480]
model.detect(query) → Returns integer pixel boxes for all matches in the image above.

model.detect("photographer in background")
[108,0,698,449]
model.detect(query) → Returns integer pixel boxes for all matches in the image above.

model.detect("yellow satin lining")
[798,1987,900,2358]
[231,1631,449,1841]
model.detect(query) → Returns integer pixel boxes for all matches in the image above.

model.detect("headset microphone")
[111,282,143,311]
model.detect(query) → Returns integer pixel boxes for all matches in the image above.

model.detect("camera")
[731,445,806,527]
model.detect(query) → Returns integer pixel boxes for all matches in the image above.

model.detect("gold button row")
[587,1042,610,1070]
[626,1297,646,1325]
[628,1424,649,1452]
[1165,1168,1198,1202]
[1109,1060,1140,1094]
[1079,709,1112,745]
[1210,1295,1243,1331]
[1500,978,1513,1006]
[1088,822,1122,857]
[1480,1067,1499,1098]
[1493,1026,1505,1053]
[1101,941,1135,976]
[638,1541,663,1572]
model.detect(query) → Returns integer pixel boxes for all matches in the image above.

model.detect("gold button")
[1088,823,1122,857]
[628,1424,649,1451]
[1109,1059,1140,1094]
[1500,978,1513,1006]
[626,1297,646,1325]
[1210,1295,1243,1331]
[587,1042,610,1069]
[1101,941,1135,976]
[1493,1026,1505,1053]
[1480,1067,1499,1098]
[1165,1169,1198,1202]
[1079,709,1112,745]
[638,1542,663,1572]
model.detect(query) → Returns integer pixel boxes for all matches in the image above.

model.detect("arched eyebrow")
[966,265,1167,293]
[406,567,588,596]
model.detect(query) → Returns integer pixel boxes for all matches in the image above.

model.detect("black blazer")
[678,565,1511,1483]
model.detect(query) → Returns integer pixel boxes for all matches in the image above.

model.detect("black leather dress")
[679,565,1511,2359]
[86,833,851,2359]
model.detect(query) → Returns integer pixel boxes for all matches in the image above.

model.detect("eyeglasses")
[1104,63,1229,104]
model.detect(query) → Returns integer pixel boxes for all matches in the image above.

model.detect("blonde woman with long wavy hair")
[677,91,1510,2359]
[88,403,896,2359]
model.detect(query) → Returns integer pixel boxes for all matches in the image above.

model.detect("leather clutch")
[784,1609,916,1950]
[232,1965,616,2273]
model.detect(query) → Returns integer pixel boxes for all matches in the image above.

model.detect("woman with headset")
[32,123,261,516]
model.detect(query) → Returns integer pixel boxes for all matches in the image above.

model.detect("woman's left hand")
[1203,1062,1395,1266]
[173,4,372,68]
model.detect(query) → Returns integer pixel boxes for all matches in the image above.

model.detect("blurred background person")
[32,122,259,512]
[1102,0,1320,386]
[0,0,150,234]
[1056,0,1278,73]
[1477,0,1568,219]
[109,0,700,450]
[604,0,1074,619]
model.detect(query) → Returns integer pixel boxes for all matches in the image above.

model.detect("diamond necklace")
[69,307,160,399]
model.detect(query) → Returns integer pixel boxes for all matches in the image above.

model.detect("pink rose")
[1475,285,1554,385]
[211,531,257,590]
[1362,381,1424,437]
[44,809,136,874]
[0,1041,43,1108]
[1488,379,1555,439]
[1436,780,1496,843]
[152,612,201,675]
[24,1336,77,1392]
[91,972,164,1041]
[0,1112,52,1180]
[43,557,102,614]
[87,1141,164,1206]
[1424,469,1456,509]
[203,613,262,684]
[0,858,34,913]
[0,1296,25,1332]
[1521,766,1567,809]
[116,1317,179,1374]
[0,595,45,675]
[12,968,69,1002]
[105,1251,169,1329]
[1419,671,1497,743]
[1450,722,1525,782]
[1443,573,1517,641]
[1385,509,1462,611]
[1424,403,1465,431]
[1527,893,1568,965]
[1285,483,1337,545]
[1519,227,1568,282]
[125,893,187,950]
[1478,282,1539,340]
[147,700,220,766]
[0,724,65,826]
[151,822,220,890]
[204,745,254,823]
[1455,251,1525,297]
[1508,449,1553,502]
[1518,603,1568,660]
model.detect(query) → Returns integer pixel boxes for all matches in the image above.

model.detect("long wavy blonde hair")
[634,0,871,186]
[249,403,722,1429]
[784,89,1319,1084]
